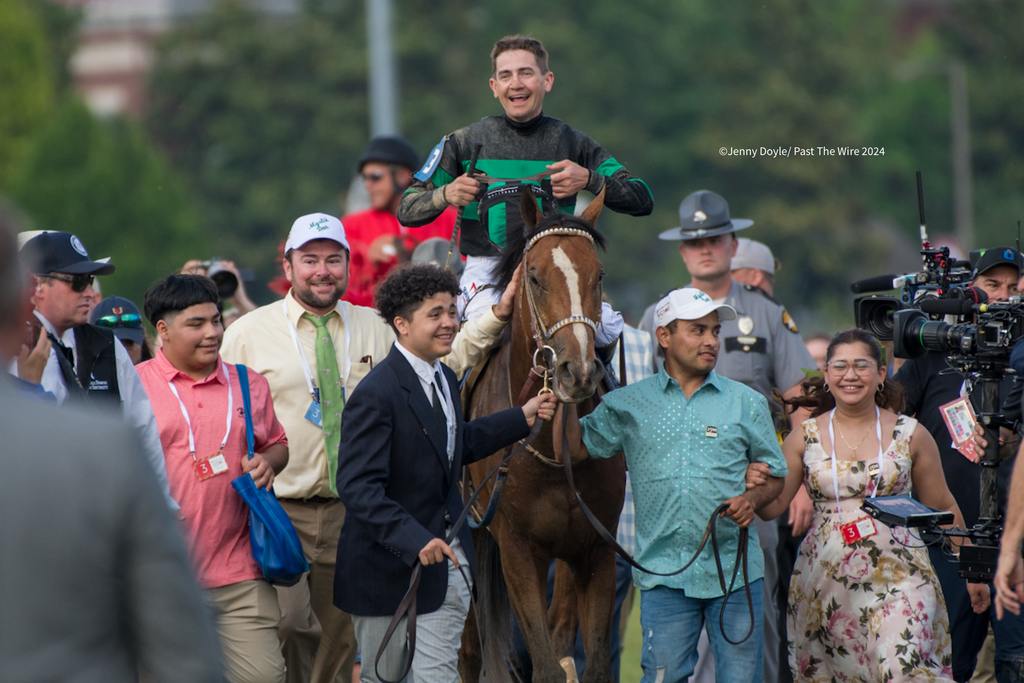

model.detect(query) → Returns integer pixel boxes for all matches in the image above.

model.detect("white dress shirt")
[22,311,175,508]
[394,342,456,462]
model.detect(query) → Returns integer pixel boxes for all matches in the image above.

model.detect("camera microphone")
[850,274,899,294]
[919,299,977,316]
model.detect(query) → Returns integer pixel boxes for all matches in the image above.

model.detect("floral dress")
[788,415,953,682]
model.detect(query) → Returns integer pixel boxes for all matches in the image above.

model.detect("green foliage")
[9,100,201,301]
[142,0,1023,328]
[146,0,371,284]
[0,0,55,185]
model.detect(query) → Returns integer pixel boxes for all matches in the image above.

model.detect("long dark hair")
[783,328,903,417]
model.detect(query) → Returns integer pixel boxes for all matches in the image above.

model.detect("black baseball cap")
[90,296,145,345]
[20,231,115,276]
[971,246,1023,279]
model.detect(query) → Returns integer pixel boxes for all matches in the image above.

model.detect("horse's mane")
[493,212,607,291]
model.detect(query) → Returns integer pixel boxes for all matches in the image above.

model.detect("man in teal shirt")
[581,287,786,683]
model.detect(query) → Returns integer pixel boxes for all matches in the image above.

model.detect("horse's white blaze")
[551,246,589,355]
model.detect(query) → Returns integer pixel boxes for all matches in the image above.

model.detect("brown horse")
[460,188,626,683]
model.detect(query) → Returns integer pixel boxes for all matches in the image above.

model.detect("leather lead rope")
[555,408,755,644]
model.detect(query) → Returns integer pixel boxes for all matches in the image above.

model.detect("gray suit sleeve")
[117,428,224,682]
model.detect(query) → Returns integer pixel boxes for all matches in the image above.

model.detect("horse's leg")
[574,544,618,683]
[459,597,482,683]
[498,532,566,683]
[548,560,579,678]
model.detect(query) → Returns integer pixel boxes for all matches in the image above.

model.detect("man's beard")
[294,280,343,310]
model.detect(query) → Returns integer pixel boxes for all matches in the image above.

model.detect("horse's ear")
[520,186,540,233]
[580,186,606,227]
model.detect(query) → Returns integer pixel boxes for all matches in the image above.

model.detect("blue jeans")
[640,580,763,683]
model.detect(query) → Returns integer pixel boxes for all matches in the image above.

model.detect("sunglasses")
[95,313,143,329]
[361,171,387,182]
[41,273,95,292]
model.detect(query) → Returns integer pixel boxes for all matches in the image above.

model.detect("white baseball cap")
[731,237,777,274]
[654,287,737,328]
[285,213,350,253]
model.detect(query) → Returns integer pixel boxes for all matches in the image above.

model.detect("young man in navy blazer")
[335,263,556,682]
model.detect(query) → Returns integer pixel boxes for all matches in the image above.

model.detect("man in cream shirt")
[221,213,517,683]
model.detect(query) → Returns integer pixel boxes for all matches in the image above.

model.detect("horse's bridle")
[521,225,600,352]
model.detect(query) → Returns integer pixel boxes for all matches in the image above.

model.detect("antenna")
[916,170,928,243]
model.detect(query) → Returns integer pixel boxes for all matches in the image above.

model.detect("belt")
[280,496,339,505]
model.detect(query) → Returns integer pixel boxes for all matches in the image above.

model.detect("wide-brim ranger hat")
[20,231,115,275]
[658,190,754,241]
[654,287,737,327]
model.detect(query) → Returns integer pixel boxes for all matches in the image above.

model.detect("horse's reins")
[518,227,755,645]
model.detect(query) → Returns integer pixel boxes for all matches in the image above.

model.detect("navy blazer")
[334,344,529,616]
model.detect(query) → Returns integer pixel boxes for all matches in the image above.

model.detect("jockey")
[398,34,653,346]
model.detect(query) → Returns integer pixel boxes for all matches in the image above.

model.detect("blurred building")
[57,0,297,118]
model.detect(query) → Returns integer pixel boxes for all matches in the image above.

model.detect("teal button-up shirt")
[581,368,786,597]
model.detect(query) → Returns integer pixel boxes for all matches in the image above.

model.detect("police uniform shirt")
[640,281,814,400]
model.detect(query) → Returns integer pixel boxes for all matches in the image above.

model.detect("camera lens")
[207,262,239,299]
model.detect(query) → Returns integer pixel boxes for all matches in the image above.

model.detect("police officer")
[640,190,815,683]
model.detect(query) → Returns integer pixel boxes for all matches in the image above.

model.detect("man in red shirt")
[342,136,455,307]
[137,274,290,683]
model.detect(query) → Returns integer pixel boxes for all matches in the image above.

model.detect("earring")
[824,383,830,393]
[877,382,884,394]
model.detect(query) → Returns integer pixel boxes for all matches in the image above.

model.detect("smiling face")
[393,291,459,363]
[157,302,223,377]
[283,239,349,314]
[489,49,554,122]
[657,311,722,378]
[825,341,886,408]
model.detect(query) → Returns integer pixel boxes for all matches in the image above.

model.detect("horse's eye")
[529,275,542,287]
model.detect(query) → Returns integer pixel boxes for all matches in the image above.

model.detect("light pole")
[366,0,397,136]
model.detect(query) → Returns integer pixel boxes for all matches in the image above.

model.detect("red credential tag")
[194,453,229,481]
[840,516,878,545]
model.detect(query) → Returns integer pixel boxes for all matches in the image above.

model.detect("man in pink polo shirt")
[137,274,290,683]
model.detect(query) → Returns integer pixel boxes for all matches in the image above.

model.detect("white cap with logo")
[654,287,737,328]
[285,213,350,253]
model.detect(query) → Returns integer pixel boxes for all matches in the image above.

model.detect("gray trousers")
[354,545,471,683]
[692,517,781,683]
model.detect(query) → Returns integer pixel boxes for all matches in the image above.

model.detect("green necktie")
[304,312,344,495]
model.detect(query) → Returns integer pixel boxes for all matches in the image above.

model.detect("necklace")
[833,417,871,455]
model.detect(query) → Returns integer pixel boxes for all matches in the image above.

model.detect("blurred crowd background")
[1,0,1021,338]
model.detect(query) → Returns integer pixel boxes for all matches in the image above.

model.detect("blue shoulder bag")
[231,364,309,586]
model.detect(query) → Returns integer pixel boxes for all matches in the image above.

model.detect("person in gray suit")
[0,206,224,683]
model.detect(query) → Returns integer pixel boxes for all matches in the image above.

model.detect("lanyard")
[167,364,233,460]
[828,405,883,512]
[282,297,351,402]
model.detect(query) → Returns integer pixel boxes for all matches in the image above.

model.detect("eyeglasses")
[827,359,878,375]
[41,273,95,292]
[94,313,143,329]
[361,171,386,183]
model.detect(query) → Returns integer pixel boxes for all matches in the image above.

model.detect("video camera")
[851,173,1024,581]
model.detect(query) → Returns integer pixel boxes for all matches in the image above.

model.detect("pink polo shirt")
[137,351,288,588]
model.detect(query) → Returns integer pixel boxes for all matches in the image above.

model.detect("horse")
[459,187,626,683]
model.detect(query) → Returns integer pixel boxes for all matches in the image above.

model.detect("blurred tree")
[146,0,370,288]
[9,100,201,301]
[0,0,55,186]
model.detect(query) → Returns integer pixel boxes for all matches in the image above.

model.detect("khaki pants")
[209,580,286,683]
[277,498,356,683]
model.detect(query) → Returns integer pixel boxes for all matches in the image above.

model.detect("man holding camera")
[181,258,256,327]
[894,246,1024,682]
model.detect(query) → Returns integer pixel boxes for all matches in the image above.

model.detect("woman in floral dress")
[757,329,988,682]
